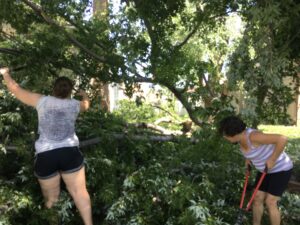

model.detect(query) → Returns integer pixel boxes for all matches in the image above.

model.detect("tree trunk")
[93,0,110,111]
[253,84,268,128]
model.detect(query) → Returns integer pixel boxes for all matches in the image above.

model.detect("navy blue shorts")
[255,169,292,197]
[34,146,84,179]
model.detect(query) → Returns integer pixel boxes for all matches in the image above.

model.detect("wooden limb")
[0,48,22,56]
[128,122,183,135]
[2,146,17,151]
[79,133,180,148]
[2,131,188,151]
[287,180,300,194]
[167,85,204,126]
[154,117,173,125]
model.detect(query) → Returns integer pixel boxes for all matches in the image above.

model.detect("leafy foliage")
[3,0,297,125]
[228,0,300,127]
[1,1,300,224]
[1,106,300,225]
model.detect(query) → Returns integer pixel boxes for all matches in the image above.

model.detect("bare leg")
[265,194,280,225]
[252,191,266,225]
[38,174,61,208]
[62,167,93,225]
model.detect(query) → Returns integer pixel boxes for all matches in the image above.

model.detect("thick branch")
[128,122,183,135]
[167,85,204,126]
[3,134,185,151]
[133,75,153,83]
[201,70,215,97]
[80,134,181,147]
[0,48,22,56]
[288,180,300,194]
[132,0,158,72]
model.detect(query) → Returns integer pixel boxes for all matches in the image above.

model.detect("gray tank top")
[35,96,80,154]
[240,128,293,173]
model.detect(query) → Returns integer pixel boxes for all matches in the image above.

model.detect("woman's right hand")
[78,89,90,112]
[0,67,10,76]
[0,67,42,107]
[245,159,251,171]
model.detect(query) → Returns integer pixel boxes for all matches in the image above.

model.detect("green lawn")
[259,125,300,139]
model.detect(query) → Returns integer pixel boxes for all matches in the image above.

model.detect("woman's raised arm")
[0,67,42,107]
[78,89,90,112]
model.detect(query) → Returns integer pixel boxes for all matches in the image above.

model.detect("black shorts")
[255,169,292,197]
[34,146,84,180]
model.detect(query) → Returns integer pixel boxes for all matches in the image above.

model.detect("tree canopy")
[0,0,300,126]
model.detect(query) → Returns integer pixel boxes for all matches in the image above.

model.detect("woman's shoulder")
[47,95,78,102]
[246,128,263,135]
[38,95,77,106]
[245,128,256,135]
[36,95,48,109]
[247,128,263,138]
[245,128,263,144]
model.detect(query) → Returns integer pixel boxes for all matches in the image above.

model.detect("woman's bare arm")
[0,67,42,107]
[250,131,288,169]
[78,89,90,112]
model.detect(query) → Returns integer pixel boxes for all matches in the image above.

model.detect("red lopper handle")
[246,166,268,211]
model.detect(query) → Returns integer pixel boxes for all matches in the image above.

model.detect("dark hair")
[52,76,73,98]
[218,116,246,137]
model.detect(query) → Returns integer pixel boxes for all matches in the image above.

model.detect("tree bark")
[92,0,110,111]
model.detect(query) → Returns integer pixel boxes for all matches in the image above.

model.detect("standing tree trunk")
[253,84,268,128]
[92,0,110,111]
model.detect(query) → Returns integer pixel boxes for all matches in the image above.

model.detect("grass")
[258,125,300,139]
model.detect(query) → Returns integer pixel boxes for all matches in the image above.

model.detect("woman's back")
[35,96,80,153]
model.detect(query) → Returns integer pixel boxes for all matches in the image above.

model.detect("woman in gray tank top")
[219,115,293,225]
[0,67,93,225]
